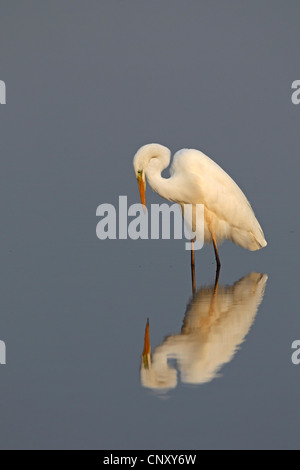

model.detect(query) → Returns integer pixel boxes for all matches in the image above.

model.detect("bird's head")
[133,146,149,209]
[134,167,146,210]
[133,143,170,209]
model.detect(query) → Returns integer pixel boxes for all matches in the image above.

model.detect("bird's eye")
[137,170,142,178]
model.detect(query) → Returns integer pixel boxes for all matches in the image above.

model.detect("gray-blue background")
[0,1,299,449]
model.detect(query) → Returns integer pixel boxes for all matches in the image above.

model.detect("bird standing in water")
[133,143,267,289]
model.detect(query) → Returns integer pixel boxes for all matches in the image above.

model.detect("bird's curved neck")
[145,157,174,201]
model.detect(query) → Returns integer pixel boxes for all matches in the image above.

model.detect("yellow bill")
[137,175,146,210]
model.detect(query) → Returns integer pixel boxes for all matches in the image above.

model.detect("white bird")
[133,143,267,275]
[141,272,268,391]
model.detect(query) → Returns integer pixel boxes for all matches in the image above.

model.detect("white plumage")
[140,272,268,390]
[133,143,267,263]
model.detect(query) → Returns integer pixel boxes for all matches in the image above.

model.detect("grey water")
[0,1,299,450]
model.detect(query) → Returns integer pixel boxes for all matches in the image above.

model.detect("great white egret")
[141,272,268,391]
[133,144,267,281]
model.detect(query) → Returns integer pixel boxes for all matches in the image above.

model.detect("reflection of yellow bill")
[142,319,150,368]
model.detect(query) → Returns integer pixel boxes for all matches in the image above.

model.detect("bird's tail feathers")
[231,225,267,251]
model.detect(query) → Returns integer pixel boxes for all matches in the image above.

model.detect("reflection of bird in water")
[141,272,268,391]
[133,144,267,290]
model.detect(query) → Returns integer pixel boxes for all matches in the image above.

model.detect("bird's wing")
[170,149,266,243]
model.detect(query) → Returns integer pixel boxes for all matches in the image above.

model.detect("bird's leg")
[213,264,220,295]
[191,239,196,294]
[211,232,221,271]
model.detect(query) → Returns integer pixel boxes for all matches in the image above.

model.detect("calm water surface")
[0,1,299,450]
